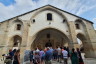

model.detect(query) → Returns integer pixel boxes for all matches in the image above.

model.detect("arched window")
[17,24,21,30]
[75,24,80,29]
[47,13,52,20]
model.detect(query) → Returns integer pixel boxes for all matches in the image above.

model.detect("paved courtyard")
[0,58,96,64]
[51,58,96,64]
[22,58,96,64]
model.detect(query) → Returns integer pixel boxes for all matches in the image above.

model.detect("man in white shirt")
[57,47,62,63]
[62,47,68,64]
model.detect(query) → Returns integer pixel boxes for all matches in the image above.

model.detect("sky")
[0,0,96,29]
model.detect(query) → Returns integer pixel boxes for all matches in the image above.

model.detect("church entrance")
[45,40,52,47]
[31,28,70,49]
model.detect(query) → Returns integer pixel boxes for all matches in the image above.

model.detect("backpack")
[34,55,40,64]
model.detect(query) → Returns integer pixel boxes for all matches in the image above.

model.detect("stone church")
[0,5,96,59]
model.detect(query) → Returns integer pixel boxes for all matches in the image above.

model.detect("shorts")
[30,55,33,61]
[41,56,45,61]
[58,55,61,58]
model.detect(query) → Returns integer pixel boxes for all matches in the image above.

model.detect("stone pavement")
[51,58,96,64]
[23,58,96,64]
[0,58,96,64]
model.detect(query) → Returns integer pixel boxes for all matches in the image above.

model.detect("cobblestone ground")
[52,58,96,64]
[0,58,96,64]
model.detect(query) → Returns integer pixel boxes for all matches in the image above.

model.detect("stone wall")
[0,21,9,57]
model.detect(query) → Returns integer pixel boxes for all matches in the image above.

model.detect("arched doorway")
[45,40,52,47]
[10,35,22,49]
[77,33,90,57]
[31,28,70,49]
[77,38,83,50]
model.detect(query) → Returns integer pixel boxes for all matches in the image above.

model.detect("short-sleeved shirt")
[45,50,52,61]
[39,51,44,57]
[57,48,61,55]
[62,50,68,58]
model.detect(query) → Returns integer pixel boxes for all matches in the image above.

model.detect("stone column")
[68,21,78,49]
[26,35,36,50]
[90,43,96,58]
[20,21,29,63]
[83,21,96,58]
[0,23,10,58]
[83,42,96,58]
[20,46,26,63]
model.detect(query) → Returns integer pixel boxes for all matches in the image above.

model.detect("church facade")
[0,5,96,59]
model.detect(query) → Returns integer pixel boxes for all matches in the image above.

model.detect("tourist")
[13,49,20,64]
[34,52,41,64]
[49,47,54,59]
[29,49,34,64]
[77,48,84,64]
[4,49,14,64]
[70,48,79,64]
[44,47,47,52]
[36,47,40,53]
[62,47,68,64]
[32,49,37,64]
[57,46,62,63]
[66,47,70,57]
[9,49,14,60]
[49,47,54,53]
[39,49,45,64]
[53,48,58,60]
[45,47,52,64]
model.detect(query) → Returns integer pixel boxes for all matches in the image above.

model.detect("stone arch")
[75,19,86,29]
[10,18,24,31]
[29,7,71,42]
[31,28,71,49]
[76,33,94,57]
[76,33,87,56]
[11,18,24,25]
[30,7,68,21]
[30,6,69,28]
[31,26,69,40]
[75,19,85,23]
[77,33,87,44]
[75,19,88,41]
[9,35,22,47]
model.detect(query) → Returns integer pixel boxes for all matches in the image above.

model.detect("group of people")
[2,46,84,64]
[3,49,20,64]
[29,46,84,64]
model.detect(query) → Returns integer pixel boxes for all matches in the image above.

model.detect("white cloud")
[76,5,96,15]
[92,18,96,29]
[93,18,96,21]
[0,0,96,22]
